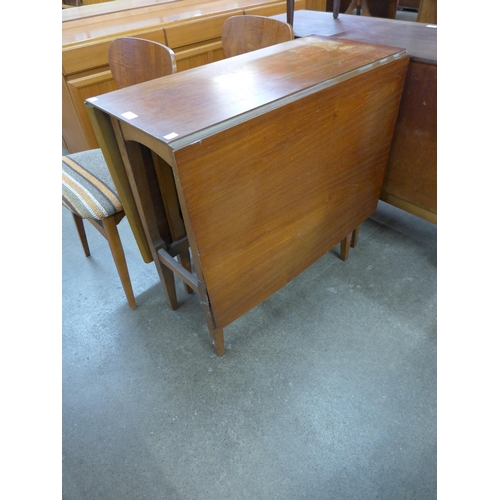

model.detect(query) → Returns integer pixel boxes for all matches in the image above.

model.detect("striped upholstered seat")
[62,149,122,220]
[62,149,136,309]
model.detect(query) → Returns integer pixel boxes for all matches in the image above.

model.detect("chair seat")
[62,149,123,221]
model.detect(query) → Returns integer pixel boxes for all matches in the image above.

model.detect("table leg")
[333,0,341,18]
[340,232,352,261]
[351,225,360,247]
[339,225,361,261]
[211,327,225,356]
[286,0,294,26]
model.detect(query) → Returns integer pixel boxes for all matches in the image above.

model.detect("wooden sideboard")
[62,0,313,153]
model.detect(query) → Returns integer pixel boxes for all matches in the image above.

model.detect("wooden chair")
[108,37,177,87]
[221,15,294,58]
[62,37,178,309]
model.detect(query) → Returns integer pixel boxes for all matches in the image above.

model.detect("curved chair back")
[108,37,177,89]
[221,15,293,58]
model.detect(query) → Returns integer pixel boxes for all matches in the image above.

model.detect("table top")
[89,35,407,152]
[273,10,437,65]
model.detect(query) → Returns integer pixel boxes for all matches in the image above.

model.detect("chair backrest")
[221,15,294,58]
[108,37,177,89]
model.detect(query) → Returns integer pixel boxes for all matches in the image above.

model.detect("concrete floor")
[62,196,437,499]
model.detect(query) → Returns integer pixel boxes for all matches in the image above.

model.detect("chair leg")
[211,327,225,356]
[351,225,360,248]
[71,212,90,257]
[345,0,371,15]
[339,225,361,261]
[156,259,179,311]
[345,0,358,14]
[101,216,137,310]
[340,232,352,261]
[361,0,371,15]
[333,0,341,18]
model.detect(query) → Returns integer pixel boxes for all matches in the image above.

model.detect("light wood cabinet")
[64,70,117,152]
[62,0,307,153]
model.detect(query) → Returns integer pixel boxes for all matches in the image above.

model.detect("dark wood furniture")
[87,36,409,355]
[272,10,437,223]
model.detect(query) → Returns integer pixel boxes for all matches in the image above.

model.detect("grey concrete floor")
[62,198,437,500]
